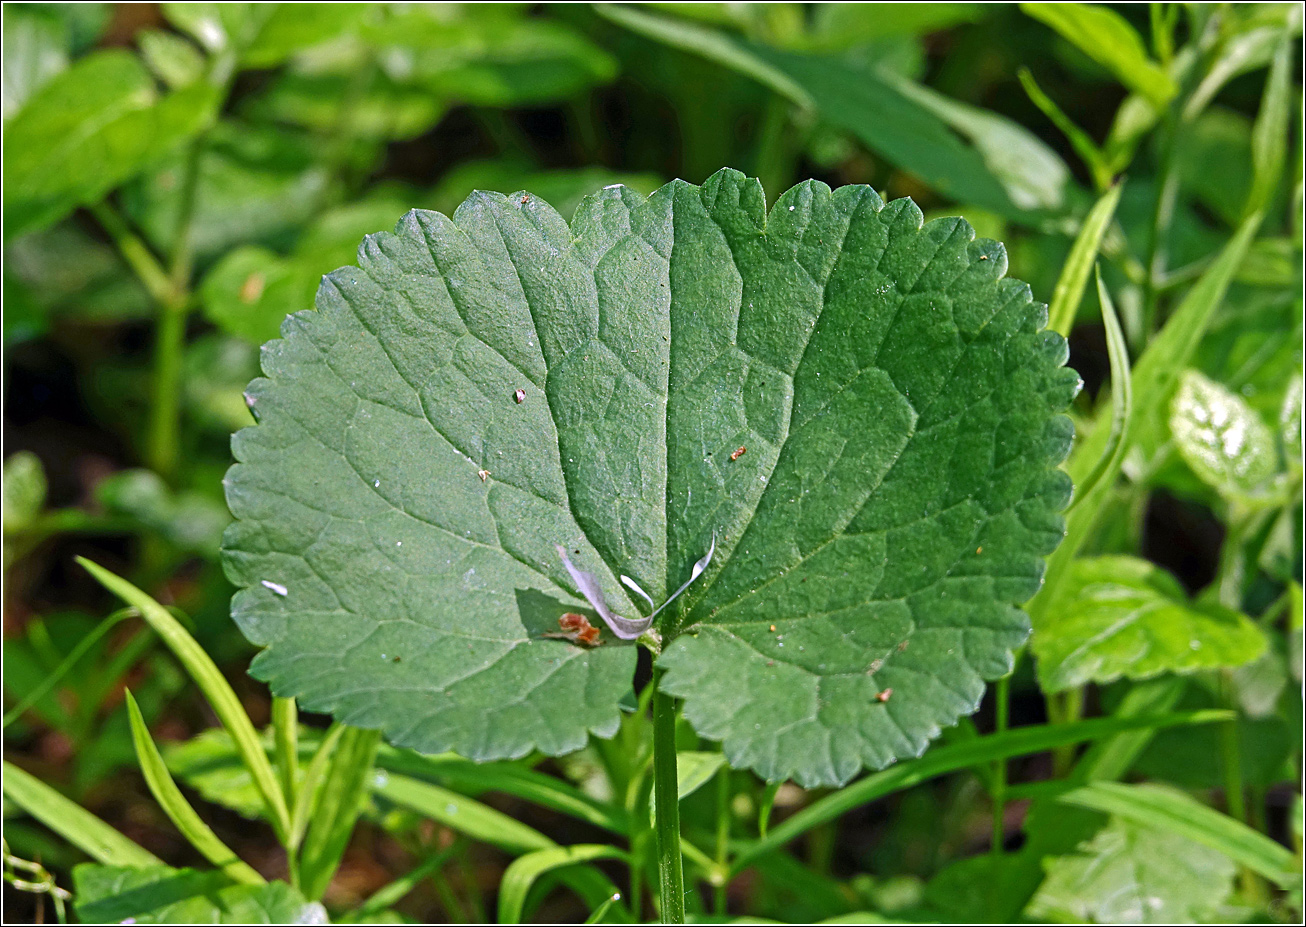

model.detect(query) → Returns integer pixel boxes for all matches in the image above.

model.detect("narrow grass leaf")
[376,749,628,836]
[124,691,264,886]
[373,772,552,854]
[1057,781,1298,887]
[1047,187,1124,337]
[497,845,627,924]
[1246,34,1293,218]
[730,709,1229,874]
[1017,68,1111,191]
[2,760,161,868]
[299,725,382,900]
[76,558,292,842]
[289,723,345,849]
[271,696,299,808]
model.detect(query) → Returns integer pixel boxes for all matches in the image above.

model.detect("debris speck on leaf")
[478,469,490,481]
[261,580,288,597]
[514,388,526,403]
[730,446,746,461]
[876,688,893,702]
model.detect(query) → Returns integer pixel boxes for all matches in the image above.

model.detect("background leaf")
[72,864,326,925]
[1033,555,1267,692]
[1028,816,1235,923]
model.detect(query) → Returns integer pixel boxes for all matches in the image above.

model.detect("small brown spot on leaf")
[897,640,909,652]
[514,388,526,403]
[876,688,893,703]
[769,624,776,632]
[521,195,530,205]
[979,255,988,261]
[478,469,490,481]
[730,446,746,461]
[976,546,983,554]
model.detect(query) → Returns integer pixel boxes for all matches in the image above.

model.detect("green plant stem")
[991,672,1011,854]
[651,671,686,924]
[752,94,795,203]
[713,763,731,915]
[1050,688,1085,777]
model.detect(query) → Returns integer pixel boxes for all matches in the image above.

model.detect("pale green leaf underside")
[1028,816,1235,923]
[223,169,1076,786]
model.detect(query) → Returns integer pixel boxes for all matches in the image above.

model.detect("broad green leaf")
[2,761,163,868]
[1021,3,1177,107]
[223,170,1078,787]
[1032,555,1266,692]
[597,4,1073,219]
[430,163,664,223]
[2,50,219,239]
[245,69,446,142]
[1057,781,1299,888]
[72,865,326,925]
[1170,370,1280,503]
[1028,816,1235,923]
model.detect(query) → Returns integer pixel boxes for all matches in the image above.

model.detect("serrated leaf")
[1171,370,1280,502]
[1033,555,1267,692]
[1,50,219,239]
[1028,816,1235,923]
[223,169,1077,787]
[72,865,326,925]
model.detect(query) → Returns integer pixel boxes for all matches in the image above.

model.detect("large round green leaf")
[223,169,1077,786]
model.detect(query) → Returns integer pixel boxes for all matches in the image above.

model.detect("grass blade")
[299,726,382,900]
[497,845,627,924]
[1057,781,1298,887]
[2,761,161,868]
[76,558,292,843]
[374,772,553,854]
[1066,268,1133,510]
[377,749,628,835]
[1047,183,1124,337]
[124,691,264,886]
[289,723,346,850]
[272,697,299,809]
[729,709,1230,874]
[1246,33,1293,219]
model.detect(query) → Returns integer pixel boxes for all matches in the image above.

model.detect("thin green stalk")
[146,296,190,481]
[1050,688,1085,777]
[991,672,1011,854]
[752,94,796,204]
[87,202,175,306]
[713,763,731,915]
[652,672,686,924]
